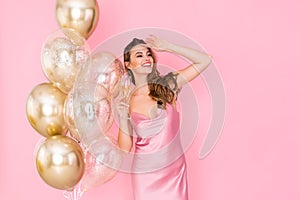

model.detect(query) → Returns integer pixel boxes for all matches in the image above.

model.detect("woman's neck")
[134,75,148,88]
[133,83,149,96]
[133,75,149,96]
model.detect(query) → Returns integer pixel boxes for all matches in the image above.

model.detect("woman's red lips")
[142,62,151,67]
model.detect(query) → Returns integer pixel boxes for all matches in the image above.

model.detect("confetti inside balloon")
[81,137,122,190]
[90,52,124,96]
[64,90,81,142]
[72,81,113,147]
[41,28,90,94]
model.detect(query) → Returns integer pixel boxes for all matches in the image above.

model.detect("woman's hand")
[145,35,172,52]
[116,74,131,120]
[145,35,212,88]
[116,75,133,152]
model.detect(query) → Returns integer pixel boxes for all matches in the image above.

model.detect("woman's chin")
[134,66,153,74]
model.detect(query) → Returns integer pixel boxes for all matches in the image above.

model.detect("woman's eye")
[136,55,142,58]
[147,53,152,57]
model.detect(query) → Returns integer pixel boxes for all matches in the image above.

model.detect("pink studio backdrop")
[1,0,300,200]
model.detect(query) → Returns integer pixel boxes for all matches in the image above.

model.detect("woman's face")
[126,44,154,75]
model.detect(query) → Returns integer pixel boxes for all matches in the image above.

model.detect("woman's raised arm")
[145,35,212,88]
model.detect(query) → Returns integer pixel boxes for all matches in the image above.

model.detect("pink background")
[1,0,300,199]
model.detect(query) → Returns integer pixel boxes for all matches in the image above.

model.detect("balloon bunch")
[26,1,124,199]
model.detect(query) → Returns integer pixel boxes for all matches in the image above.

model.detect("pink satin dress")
[130,103,188,200]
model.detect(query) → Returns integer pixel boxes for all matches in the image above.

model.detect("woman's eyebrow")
[133,49,150,56]
[135,51,143,55]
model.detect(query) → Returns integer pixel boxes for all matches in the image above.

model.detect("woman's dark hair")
[123,38,180,108]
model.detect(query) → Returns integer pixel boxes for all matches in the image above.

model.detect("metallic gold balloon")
[41,29,90,94]
[56,0,99,39]
[36,135,85,190]
[26,83,68,137]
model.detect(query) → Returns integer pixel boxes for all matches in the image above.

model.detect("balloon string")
[63,184,85,200]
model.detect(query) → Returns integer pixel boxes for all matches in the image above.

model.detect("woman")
[118,35,211,200]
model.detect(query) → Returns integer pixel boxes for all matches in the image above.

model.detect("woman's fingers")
[145,35,169,51]
[145,35,158,46]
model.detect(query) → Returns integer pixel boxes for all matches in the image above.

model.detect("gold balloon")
[36,135,85,190]
[26,83,68,137]
[56,0,99,39]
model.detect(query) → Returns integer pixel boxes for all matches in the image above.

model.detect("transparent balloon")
[64,90,81,142]
[41,28,90,94]
[81,136,121,190]
[88,136,122,169]
[73,81,113,147]
[72,49,125,147]
[90,52,124,97]
[94,84,114,134]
